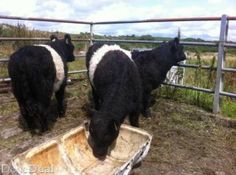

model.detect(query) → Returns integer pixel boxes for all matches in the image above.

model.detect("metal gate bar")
[0,15,236,114]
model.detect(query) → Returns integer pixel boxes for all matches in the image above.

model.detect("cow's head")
[50,34,75,62]
[89,112,119,159]
[168,37,186,63]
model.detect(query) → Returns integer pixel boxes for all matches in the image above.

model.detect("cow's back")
[86,43,142,111]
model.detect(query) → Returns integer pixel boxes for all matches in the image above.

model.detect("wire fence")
[0,15,236,114]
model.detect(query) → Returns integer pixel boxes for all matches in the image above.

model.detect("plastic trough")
[12,122,152,175]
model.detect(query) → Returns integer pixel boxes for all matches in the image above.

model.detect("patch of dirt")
[0,80,235,175]
[133,99,236,175]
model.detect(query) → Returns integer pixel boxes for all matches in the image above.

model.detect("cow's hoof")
[142,109,156,118]
[30,128,42,135]
[58,111,65,118]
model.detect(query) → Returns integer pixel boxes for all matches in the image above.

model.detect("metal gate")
[0,15,236,114]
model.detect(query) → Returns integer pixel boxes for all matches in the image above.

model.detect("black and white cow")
[132,37,186,117]
[8,34,75,134]
[86,43,142,158]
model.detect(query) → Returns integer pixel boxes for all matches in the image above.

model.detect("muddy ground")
[0,79,235,175]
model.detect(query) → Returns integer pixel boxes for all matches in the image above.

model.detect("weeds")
[156,49,236,119]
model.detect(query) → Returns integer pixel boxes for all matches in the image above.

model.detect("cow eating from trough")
[132,37,186,117]
[86,43,142,158]
[8,34,75,134]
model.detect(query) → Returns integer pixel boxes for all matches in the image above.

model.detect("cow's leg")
[55,82,66,117]
[19,104,36,131]
[21,101,47,134]
[36,79,54,133]
[142,88,152,118]
[129,111,140,127]
[37,103,49,133]
[92,87,100,110]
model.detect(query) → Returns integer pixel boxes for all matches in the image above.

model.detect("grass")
[222,97,236,119]
[0,62,8,77]
[0,101,18,116]
[157,86,236,119]
[68,58,86,70]
[157,50,236,119]
[68,58,87,79]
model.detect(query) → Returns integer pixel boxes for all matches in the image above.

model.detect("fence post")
[90,23,93,46]
[213,14,228,114]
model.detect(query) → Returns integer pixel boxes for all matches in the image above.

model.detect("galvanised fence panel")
[0,15,235,113]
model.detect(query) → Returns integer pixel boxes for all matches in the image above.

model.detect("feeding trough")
[12,122,152,175]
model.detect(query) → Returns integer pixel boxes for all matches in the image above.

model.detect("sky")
[0,0,236,41]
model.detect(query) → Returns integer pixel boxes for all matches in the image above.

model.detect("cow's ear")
[64,34,72,44]
[50,35,58,42]
[174,37,179,45]
[171,37,179,53]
